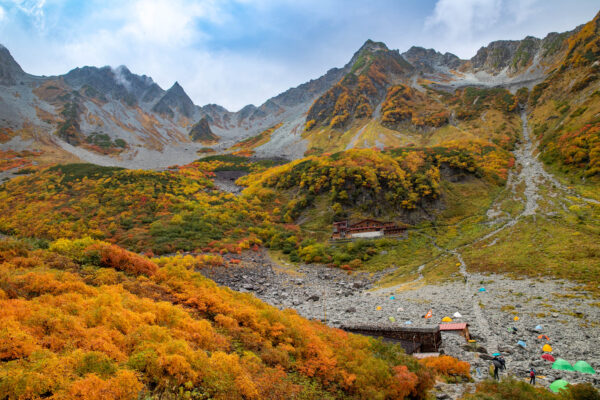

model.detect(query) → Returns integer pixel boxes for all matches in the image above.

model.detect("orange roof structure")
[439,323,468,331]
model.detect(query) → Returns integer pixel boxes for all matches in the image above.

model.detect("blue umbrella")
[517,340,527,348]
[492,352,501,356]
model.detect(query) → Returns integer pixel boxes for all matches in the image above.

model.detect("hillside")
[0,238,435,399]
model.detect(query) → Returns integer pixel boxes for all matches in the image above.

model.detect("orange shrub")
[419,355,471,382]
[88,242,158,277]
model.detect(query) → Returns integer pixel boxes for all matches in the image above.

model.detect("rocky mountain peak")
[152,81,196,119]
[0,44,25,85]
[402,46,462,71]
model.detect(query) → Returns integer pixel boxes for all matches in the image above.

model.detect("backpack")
[530,369,535,377]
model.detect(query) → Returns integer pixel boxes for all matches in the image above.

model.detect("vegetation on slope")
[229,123,284,155]
[0,238,436,399]
[528,11,600,179]
[305,43,412,131]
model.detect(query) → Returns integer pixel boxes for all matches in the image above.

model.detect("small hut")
[439,322,470,340]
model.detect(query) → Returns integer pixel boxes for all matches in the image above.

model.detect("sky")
[0,0,598,111]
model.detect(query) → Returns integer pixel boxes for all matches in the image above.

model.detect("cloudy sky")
[0,0,598,110]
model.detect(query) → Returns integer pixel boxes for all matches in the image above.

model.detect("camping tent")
[541,354,555,362]
[404,320,412,325]
[517,340,527,348]
[376,306,382,311]
[453,312,462,318]
[479,288,486,292]
[552,359,574,371]
[513,316,520,321]
[573,361,596,374]
[388,316,396,323]
[538,334,550,341]
[389,296,395,300]
[543,344,553,352]
[534,325,543,332]
[549,379,569,393]
[442,316,452,322]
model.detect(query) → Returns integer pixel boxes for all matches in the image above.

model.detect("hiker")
[498,355,506,371]
[492,359,502,380]
[529,368,536,385]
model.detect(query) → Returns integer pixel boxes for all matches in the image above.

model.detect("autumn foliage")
[0,238,434,399]
[418,355,471,382]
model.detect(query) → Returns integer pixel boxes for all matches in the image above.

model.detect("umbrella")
[492,352,501,357]
[543,344,553,352]
[541,354,555,362]
[573,361,596,374]
[552,359,574,371]
[549,379,569,393]
[517,340,527,348]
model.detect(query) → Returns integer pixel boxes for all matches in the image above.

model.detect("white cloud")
[8,0,46,28]
[0,6,5,21]
[425,0,503,40]
[119,0,218,46]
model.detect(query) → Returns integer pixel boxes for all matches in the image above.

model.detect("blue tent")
[534,325,543,332]
[517,340,527,348]
[479,287,486,292]
[405,320,412,325]
[390,296,395,300]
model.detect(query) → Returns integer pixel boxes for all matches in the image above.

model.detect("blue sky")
[0,0,598,110]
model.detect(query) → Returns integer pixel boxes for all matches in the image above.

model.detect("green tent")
[552,358,574,371]
[573,361,596,374]
[549,379,569,393]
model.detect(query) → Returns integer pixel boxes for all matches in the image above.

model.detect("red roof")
[439,323,468,331]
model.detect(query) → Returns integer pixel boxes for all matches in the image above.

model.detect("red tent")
[542,354,556,362]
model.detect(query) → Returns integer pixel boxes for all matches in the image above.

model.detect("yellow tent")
[376,306,382,311]
[456,263,461,267]
[543,344,553,352]
[513,316,520,321]
[442,316,453,322]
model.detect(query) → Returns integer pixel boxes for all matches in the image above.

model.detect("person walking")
[529,368,536,385]
[491,359,501,380]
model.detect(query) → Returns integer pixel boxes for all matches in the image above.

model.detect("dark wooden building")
[341,325,442,354]
[332,219,406,240]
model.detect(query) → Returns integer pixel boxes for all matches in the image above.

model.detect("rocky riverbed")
[201,250,600,392]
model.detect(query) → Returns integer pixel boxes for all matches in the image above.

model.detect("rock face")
[153,82,196,119]
[189,117,219,143]
[0,44,25,86]
[402,46,462,72]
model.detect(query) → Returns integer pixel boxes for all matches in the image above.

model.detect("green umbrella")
[549,379,569,393]
[573,361,596,374]
[552,358,574,371]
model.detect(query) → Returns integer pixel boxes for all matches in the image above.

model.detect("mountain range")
[0,12,596,170]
